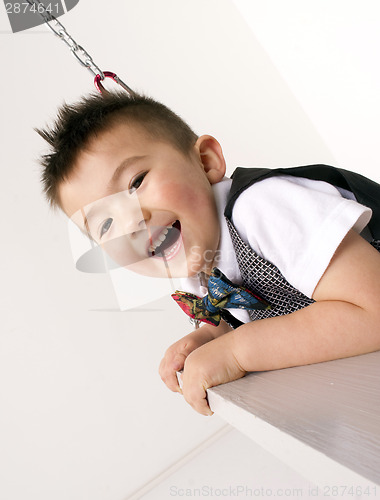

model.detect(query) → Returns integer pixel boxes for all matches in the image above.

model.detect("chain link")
[26,0,105,79]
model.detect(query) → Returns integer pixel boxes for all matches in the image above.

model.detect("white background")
[0,1,379,498]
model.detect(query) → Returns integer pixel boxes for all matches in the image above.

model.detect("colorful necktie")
[171,267,270,326]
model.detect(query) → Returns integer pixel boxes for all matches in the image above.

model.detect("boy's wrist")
[191,324,223,344]
[229,321,258,373]
[202,319,233,340]
[181,324,217,350]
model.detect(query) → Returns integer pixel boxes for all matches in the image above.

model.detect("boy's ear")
[194,135,226,184]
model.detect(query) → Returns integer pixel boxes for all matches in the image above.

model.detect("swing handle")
[94,71,135,95]
[26,1,135,95]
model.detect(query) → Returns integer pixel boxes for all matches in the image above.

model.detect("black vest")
[222,165,380,328]
[226,164,380,241]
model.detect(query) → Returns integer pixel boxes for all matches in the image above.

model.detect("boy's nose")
[122,208,150,235]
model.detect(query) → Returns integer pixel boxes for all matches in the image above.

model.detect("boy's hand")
[159,331,208,393]
[159,321,233,394]
[181,332,246,416]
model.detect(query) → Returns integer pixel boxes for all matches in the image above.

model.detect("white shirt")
[181,172,372,324]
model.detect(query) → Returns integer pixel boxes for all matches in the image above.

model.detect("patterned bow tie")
[171,267,270,327]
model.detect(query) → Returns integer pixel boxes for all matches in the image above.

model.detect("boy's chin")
[121,246,214,278]
[123,259,189,279]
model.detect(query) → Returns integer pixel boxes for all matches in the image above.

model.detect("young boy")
[37,92,380,416]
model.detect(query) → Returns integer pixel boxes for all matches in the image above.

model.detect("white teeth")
[149,223,175,253]
[164,239,180,256]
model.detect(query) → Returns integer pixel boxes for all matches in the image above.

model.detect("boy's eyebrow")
[107,155,148,192]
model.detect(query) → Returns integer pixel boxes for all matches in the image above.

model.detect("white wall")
[0,1,378,499]
[233,0,380,179]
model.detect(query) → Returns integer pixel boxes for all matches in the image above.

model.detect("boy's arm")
[181,230,380,415]
[233,229,380,370]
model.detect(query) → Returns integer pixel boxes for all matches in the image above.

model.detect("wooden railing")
[208,351,380,491]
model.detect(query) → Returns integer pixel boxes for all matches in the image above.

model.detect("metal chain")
[27,0,105,79]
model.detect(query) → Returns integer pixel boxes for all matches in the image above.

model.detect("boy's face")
[59,121,226,278]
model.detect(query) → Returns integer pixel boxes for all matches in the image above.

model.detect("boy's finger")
[171,353,186,371]
[182,382,213,416]
[159,367,181,393]
[189,394,213,416]
[159,353,185,373]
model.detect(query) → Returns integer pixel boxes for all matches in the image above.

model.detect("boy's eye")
[129,172,147,193]
[100,218,113,238]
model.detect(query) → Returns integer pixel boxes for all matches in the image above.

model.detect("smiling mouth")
[148,220,182,259]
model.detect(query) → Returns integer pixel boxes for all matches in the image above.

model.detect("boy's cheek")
[159,177,208,207]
